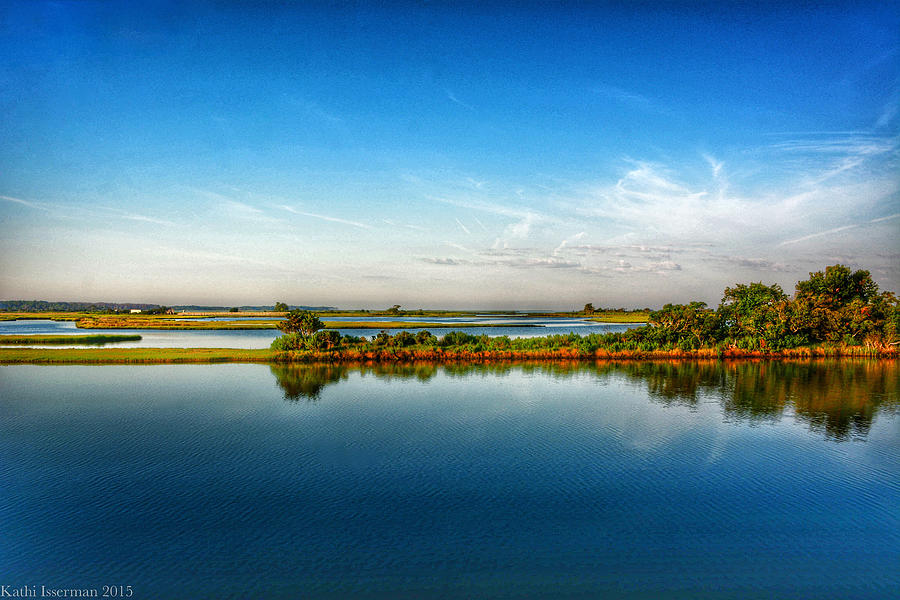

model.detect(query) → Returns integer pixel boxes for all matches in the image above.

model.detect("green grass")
[0,312,85,321]
[588,311,651,323]
[0,334,142,345]
[0,347,273,363]
[507,310,651,322]
[321,321,534,329]
[75,318,279,329]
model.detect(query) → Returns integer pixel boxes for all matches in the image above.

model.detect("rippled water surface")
[1,360,898,598]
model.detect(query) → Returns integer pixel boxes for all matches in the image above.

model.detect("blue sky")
[1,1,897,309]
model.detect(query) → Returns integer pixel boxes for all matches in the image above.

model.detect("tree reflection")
[269,364,349,401]
[608,361,727,409]
[266,359,898,440]
[625,359,898,440]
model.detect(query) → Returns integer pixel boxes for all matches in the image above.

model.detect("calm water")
[0,318,640,348]
[1,360,898,598]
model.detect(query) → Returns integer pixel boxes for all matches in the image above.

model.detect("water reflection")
[269,359,898,440]
[268,364,349,401]
[615,360,898,440]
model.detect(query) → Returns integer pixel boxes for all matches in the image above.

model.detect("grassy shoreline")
[1,344,895,364]
[74,319,539,330]
[0,334,142,345]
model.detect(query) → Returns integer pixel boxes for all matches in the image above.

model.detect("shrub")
[270,333,305,351]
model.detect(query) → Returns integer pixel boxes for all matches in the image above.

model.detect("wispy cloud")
[703,153,724,179]
[442,241,472,253]
[94,206,177,227]
[188,187,232,202]
[870,213,900,223]
[280,205,371,229]
[766,134,895,158]
[148,246,286,270]
[445,89,475,111]
[779,213,900,247]
[283,95,344,124]
[219,199,287,226]
[427,194,534,220]
[613,260,682,274]
[1,194,49,211]
[121,213,176,226]
[422,255,580,270]
[704,255,793,272]
[454,218,471,235]
[224,200,262,215]
[593,84,654,109]
[779,224,861,246]
[875,99,898,129]
[407,131,898,298]
[382,218,428,232]
[187,188,285,226]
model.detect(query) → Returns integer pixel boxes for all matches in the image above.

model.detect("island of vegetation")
[0,265,896,364]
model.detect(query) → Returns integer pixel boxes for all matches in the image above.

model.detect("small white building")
[130,309,142,314]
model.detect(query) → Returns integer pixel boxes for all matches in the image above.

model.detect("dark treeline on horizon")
[0,300,161,312]
[0,301,335,313]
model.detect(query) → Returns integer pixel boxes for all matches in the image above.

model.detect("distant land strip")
[72,319,538,330]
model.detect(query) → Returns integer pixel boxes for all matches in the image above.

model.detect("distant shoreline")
[0,311,650,329]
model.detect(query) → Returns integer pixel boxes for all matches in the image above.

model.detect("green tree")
[277,310,325,338]
[718,282,789,348]
[795,265,879,308]
[583,303,596,314]
[792,265,886,344]
[274,301,289,312]
[649,302,721,348]
[387,304,402,315]
[310,330,341,351]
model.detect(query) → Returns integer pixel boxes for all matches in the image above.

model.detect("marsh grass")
[0,347,273,363]
[75,318,279,329]
[321,321,533,329]
[0,334,142,345]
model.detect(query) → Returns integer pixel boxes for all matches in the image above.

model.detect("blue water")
[0,318,640,348]
[1,361,897,598]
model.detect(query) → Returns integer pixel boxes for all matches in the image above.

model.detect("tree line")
[270,265,897,355]
[0,300,161,313]
[645,264,897,351]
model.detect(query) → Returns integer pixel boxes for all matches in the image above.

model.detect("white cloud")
[503,213,539,240]
[703,153,724,179]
